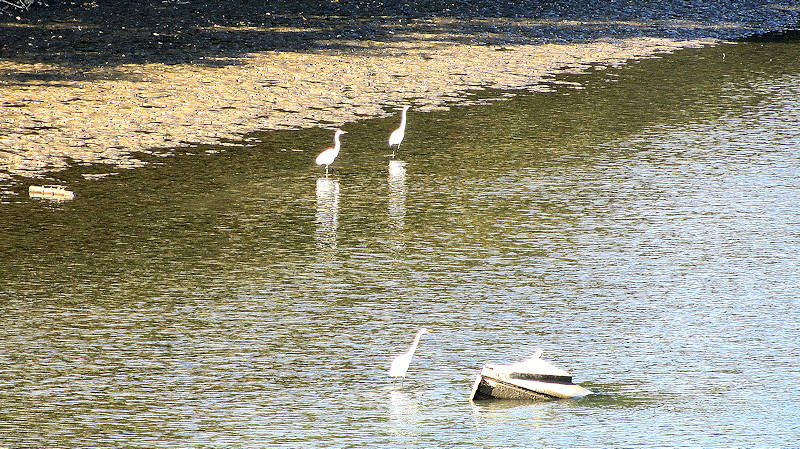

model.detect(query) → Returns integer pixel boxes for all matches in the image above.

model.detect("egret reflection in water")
[388,160,407,229]
[315,177,340,249]
[388,389,422,437]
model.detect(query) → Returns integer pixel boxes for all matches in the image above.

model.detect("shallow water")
[1,33,800,447]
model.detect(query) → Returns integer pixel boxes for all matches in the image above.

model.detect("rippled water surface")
[2,34,800,447]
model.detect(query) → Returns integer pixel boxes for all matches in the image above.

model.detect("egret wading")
[315,129,347,175]
[389,327,429,379]
[388,105,410,158]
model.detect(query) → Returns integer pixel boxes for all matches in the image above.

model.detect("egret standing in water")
[388,105,410,158]
[315,129,347,175]
[389,327,430,379]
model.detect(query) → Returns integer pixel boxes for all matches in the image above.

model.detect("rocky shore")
[1,0,799,183]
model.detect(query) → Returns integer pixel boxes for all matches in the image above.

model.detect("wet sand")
[1,2,799,183]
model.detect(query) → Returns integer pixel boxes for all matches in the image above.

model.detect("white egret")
[388,105,410,158]
[389,327,430,379]
[315,129,347,175]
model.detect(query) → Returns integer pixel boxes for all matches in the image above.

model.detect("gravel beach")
[1,0,799,182]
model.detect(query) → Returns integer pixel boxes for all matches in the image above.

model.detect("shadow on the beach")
[1,0,793,81]
[741,27,800,42]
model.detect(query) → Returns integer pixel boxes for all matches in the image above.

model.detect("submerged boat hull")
[470,361,592,401]
[471,373,591,401]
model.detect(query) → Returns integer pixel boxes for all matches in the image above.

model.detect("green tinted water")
[1,34,799,446]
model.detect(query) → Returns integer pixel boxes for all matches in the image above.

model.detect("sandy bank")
[1,1,799,183]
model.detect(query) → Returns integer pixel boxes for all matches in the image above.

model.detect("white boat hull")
[470,358,592,401]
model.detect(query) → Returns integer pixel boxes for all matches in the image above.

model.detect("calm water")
[2,34,800,447]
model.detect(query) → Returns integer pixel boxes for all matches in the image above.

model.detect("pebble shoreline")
[1,1,799,183]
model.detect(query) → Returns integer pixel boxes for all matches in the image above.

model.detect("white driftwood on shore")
[29,185,75,201]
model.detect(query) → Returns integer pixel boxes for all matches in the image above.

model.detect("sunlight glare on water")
[1,35,799,447]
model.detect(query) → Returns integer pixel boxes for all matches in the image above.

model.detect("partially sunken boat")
[470,350,592,401]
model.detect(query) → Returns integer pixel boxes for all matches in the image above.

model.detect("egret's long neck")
[333,133,342,152]
[400,108,408,130]
[407,332,423,355]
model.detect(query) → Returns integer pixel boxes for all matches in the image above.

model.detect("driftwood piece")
[28,185,75,201]
[1,0,37,10]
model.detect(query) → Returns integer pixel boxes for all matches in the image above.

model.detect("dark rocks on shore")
[2,0,799,72]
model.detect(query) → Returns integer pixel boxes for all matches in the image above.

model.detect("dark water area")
[1,34,799,446]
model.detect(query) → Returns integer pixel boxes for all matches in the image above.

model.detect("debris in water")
[470,349,592,401]
[28,185,75,201]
